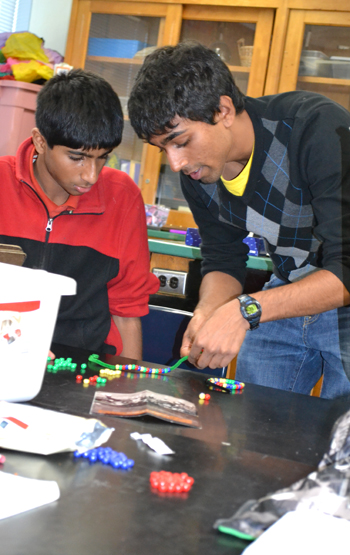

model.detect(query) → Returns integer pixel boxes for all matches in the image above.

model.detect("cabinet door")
[155,6,274,217]
[279,10,350,111]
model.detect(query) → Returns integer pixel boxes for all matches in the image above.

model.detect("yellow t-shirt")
[221,145,254,197]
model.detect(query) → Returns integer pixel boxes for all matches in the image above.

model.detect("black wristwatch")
[237,294,262,330]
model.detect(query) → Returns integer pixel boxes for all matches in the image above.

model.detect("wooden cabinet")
[65,0,350,224]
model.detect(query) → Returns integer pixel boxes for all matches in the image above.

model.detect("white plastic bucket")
[0,263,76,402]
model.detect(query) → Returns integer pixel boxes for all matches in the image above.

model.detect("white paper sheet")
[243,510,350,555]
[0,471,60,520]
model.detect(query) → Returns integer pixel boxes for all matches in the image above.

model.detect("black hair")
[128,41,245,142]
[35,68,124,150]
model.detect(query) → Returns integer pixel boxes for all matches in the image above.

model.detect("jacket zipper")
[20,179,104,269]
[46,218,54,233]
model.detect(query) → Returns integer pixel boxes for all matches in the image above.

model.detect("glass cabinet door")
[65,1,182,197]
[85,11,163,186]
[279,10,350,111]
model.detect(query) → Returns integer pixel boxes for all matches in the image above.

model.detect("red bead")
[149,470,194,494]
[205,394,210,400]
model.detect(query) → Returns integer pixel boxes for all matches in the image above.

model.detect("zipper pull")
[46,218,53,232]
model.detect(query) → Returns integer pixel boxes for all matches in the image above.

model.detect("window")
[0,0,32,33]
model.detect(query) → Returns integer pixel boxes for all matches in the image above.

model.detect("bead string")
[205,377,245,391]
[88,353,189,375]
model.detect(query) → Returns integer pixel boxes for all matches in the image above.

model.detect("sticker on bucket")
[0,301,40,351]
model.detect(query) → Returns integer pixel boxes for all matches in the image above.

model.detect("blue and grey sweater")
[181,91,350,291]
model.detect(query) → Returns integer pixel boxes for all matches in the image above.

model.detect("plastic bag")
[213,408,350,540]
[12,60,53,83]
[0,401,114,455]
[2,32,49,63]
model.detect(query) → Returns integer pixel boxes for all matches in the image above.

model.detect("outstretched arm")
[182,269,350,370]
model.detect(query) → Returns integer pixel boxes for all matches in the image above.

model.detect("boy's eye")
[69,156,84,162]
[175,140,189,149]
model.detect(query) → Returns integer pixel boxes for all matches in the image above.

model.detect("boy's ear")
[215,95,236,128]
[32,128,48,154]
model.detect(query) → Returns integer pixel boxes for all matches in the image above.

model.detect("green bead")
[81,363,87,369]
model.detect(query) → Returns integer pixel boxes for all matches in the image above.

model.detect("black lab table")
[1,344,349,555]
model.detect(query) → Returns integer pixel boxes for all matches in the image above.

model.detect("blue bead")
[82,450,91,458]
[110,459,122,468]
[126,459,134,468]
[73,450,83,458]
[88,450,98,462]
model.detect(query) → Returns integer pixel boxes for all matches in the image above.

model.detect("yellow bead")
[199,393,206,399]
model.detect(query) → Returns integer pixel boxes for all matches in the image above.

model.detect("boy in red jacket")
[0,69,159,357]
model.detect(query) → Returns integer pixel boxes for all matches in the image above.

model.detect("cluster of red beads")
[150,471,194,493]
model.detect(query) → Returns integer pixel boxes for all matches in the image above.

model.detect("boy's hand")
[47,350,56,362]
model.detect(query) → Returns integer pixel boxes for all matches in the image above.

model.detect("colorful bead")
[150,471,194,494]
[74,447,134,470]
[206,377,245,391]
[88,353,188,375]
[205,394,210,400]
[199,393,206,399]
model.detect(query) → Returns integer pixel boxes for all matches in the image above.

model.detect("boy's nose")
[167,151,189,173]
[81,161,98,185]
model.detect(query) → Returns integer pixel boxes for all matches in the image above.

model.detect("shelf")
[86,56,145,64]
[228,65,250,73]
[298,76,350,86]
[87,56,251,73]
[148,237,273,271]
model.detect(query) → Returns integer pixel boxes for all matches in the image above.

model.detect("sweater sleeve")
[106,185,159,318]
[181,173,250,287]
[298,103,350,292]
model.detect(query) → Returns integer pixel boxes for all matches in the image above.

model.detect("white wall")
[28,0,73,56]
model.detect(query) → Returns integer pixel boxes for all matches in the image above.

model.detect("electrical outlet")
[152,268,187,296]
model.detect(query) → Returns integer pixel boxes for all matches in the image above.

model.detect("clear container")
[0,263,76,402]
[298,50,329,76]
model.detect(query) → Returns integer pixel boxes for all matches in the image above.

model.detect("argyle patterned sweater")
[181,91,350,292]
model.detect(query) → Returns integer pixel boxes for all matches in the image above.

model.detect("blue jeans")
[235,276,350,399]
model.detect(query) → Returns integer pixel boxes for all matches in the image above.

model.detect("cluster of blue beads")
[74,447,134,469]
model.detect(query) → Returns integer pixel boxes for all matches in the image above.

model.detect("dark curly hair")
[128,41,245,141]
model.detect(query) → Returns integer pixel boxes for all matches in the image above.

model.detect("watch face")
[246,304,259,315]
